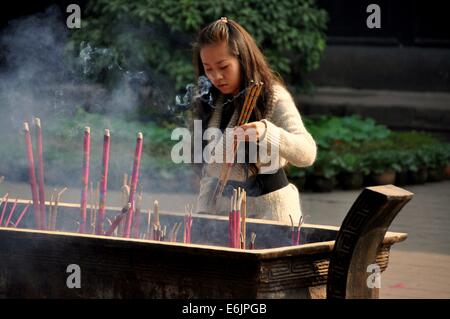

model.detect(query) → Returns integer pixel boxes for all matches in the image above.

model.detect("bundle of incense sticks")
[228,188,246,248]
[23,122,41,229]
[96,129,111,235]
[289,214,304,246]
[33,118,46,229]
[209,81,264,206]
[124,132,144,238]
[79,127,90,233]
[183,204,193,244]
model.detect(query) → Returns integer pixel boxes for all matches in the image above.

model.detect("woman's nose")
[213,71,224,82]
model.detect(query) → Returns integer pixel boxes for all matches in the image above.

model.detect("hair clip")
[219,17,228,23]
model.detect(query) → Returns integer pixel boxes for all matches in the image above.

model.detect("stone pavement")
[1,179,449,298]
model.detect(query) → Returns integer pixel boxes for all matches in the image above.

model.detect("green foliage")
[69,0,328,90]
[388,131,441,150]
[310,150,341,179]
[296,115,450,183]
[416,144,449,170]
[362,150,402,175]
[303,115,390,149]
[336,153,369,174]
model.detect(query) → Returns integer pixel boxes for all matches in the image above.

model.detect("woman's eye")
[220,66,228,70]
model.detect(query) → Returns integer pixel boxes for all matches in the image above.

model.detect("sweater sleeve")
[259,85,317,168]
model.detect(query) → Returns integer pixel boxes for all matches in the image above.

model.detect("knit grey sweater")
[195,83,317,224]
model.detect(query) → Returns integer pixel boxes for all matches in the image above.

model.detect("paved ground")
[1,179,449,298]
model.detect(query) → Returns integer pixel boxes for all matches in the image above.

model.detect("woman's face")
[200,41,241,95]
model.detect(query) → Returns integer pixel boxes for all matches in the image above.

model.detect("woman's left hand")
[234,121,266,142]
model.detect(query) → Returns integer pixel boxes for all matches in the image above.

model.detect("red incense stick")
[96,129,110,235]
[34,118,47,229]
[124,132,143,238]
[79,127,90,233]
[235,188,243,249]
[23,122,41,229]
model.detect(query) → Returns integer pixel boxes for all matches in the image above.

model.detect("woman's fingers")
[234,121,264,141]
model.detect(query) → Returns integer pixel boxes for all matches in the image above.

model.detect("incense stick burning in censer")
[123,132,143,238]
[34,118,47,230]
[23,122,42,230]
[96,129,110,235]
[79,126,90,233]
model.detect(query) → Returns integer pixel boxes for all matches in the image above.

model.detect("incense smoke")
[174,75,252,112]
[174,76,213,111]
[0,5,196,200]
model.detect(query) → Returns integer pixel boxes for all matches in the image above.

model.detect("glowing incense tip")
[33,117,41,128]
[84,126,90,133]
[104,129,110,137]
[23,122,30,131]
[137,132,143,140]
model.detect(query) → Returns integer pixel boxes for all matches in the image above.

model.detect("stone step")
[295,87,450,141]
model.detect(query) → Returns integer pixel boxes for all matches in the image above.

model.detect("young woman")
[191,17,316,224]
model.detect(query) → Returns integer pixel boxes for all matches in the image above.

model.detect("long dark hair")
[192,18,285,125]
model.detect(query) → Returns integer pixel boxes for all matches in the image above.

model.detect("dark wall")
[318,0,450,47]
[311,0,450,91]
